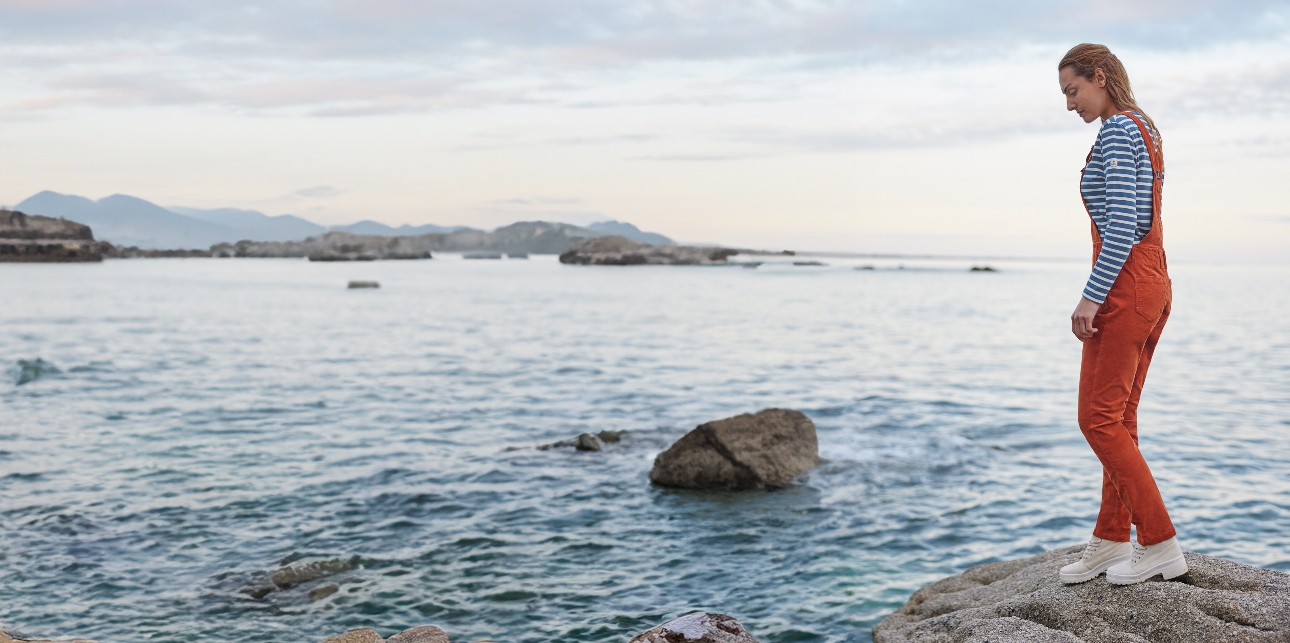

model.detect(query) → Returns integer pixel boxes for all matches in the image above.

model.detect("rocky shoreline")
[873,545,1290,642]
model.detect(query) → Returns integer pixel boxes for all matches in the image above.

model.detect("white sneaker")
[1106,537,1188,585]
[1059,536,1132,584]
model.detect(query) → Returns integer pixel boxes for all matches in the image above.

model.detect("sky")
[2,0,1289,259]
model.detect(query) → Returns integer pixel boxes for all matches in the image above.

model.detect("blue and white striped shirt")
[1080,112,1156,304]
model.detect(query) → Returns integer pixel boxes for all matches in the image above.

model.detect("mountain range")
[13,191,672,249]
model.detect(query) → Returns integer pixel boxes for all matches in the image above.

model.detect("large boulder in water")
[873,545,1290,642]
[629,613,761,643]
[649,408,818,490]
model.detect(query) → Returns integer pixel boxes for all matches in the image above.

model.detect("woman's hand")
[1071,297,1101,340]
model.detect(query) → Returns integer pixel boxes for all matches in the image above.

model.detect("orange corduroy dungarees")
[1079,111,1176,546]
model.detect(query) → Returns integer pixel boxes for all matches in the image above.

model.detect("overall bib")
[1079,111,1176,546]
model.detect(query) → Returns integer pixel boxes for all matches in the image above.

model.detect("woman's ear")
[1093,68,1106,88]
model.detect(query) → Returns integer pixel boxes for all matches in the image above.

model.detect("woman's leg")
[1079,299,1175,546]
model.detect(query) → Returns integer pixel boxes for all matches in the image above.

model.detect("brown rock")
[629,613,760,643]
[386,625,450,643]
[321,629,383,643]
[873,545,1290,642]
[309,584,339,601]
[649,408,819,490]
[558,235,736,266]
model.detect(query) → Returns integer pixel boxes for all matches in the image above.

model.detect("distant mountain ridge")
[13,190,674,249]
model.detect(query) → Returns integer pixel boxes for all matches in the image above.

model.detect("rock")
[558,235,738,266]
[309,584,339,601]
[970,265,997,272]
[629,612,761,643]
[574,433,603,451]
[649,408,819,490]
[872,545,1290,642]
[463,252,502,259]
[321,629,384,643]
[15,358,60,386]
[348,281,380,289]
[387,626,450,643]
[792,260,826,266]
[596,430,623,443]
[0,630,97,643]
[0,210,104,263]
[271,557,358,589]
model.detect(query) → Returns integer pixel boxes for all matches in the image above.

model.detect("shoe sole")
[1106,554,1188,585]
[1060,554,1131,584]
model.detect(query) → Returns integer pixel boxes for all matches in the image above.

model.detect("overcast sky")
[2,1,1289,258]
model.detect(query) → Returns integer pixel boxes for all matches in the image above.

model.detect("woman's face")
[1059,66,1111,123]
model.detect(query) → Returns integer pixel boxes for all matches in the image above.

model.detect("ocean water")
[1,256,1287,643]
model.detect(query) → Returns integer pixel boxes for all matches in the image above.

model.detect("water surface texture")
[2,257,1288,643]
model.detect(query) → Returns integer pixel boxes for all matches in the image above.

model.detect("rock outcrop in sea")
[0,210,105,262]
[210,221,609,259]
[873,545,1290,642]
[316,612,755,643]
[558,235,738,265]
[649,409,819,490]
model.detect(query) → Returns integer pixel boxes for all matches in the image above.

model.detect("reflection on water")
[1,257,1287,643]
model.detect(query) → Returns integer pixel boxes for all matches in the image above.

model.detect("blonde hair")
[1059,43,1159,150]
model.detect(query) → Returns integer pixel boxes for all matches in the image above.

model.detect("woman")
[1054,44,1187,585]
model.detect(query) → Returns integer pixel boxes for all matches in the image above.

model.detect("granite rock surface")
[873,545,1290,642]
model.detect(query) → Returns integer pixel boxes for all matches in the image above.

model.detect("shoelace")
[1080,538,1102,561]
[1130,542,1147,564]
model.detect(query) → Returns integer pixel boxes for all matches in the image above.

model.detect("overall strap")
[1120,111,1164,243]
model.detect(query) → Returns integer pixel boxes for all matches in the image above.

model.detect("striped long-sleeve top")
[1080,112,1156,304]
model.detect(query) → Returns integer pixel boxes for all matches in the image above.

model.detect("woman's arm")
[1074,117,1142,340]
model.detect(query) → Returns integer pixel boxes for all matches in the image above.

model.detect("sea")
[2,255,1288,643]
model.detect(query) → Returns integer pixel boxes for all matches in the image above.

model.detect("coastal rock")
[0,630,96,643]
[387,626,450,643]
[321,629,383,643]
[534,430,624,451]
[558,235,738,266]
[649,409,819,490]
[872,545,1290,642]
[211,221,610,259]
[629,613,761,643]
[574,433,603,451]
[271,557,358,589]
[0,210,104,262]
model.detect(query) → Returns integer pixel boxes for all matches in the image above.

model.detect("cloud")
[292,185,343,198]
[2,0,1289,117]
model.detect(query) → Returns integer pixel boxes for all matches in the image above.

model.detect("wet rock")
[387,626,450,643]
[15,358,60,386]
[649,408,819,490]
[271,557,358,589]
[629,613,761,643]
[536,431,625,451]
[321,629,383,643]
[872,545,1290,642]
[574,433,602,451]
[559,235,737,266]
[309,584,339,601]
[0,630,97,643]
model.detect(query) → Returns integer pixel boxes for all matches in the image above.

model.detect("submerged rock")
[15,358,60,386]
[270,557,358,589]
[649,408,819,490]
[558,235,737,266]
[534,430,625,451]
[629,613,761,643]
[0,630,96,643]
[872,545,1290,642]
